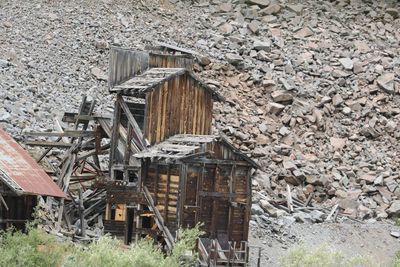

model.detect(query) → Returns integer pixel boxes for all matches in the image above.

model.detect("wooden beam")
[0,193,9,211]
[164,165,171,224]
[24,130,95,138]
[24,141,73,148]
[109,97,122,174]
[118,97,146,150]
[143,186,174,251]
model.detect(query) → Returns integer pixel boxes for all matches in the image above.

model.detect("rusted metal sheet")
[0,128,65,198]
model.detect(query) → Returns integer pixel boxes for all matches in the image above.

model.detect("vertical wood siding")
[144,74,213,145]
[109,48,149,89]
[149,53,194,70]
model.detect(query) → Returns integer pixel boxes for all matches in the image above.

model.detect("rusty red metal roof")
[0,128,65,198]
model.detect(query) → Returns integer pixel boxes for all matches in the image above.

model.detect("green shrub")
[0,224,202,267]
[393,251,400,267]
[0,226,71,267]
[64,225,203,267]
[281,245,375,267]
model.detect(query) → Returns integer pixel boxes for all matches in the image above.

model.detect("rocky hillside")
[1,0,400,237]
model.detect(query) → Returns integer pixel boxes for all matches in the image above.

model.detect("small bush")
[64,225,203,267]
[393,251,400,267]
[0,224,202,267]
[0,227,71,267]
[281,245,375,267]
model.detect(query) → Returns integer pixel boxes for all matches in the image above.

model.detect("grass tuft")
[281,245,377,267]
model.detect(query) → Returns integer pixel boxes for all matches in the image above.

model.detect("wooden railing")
[197,238,261,267]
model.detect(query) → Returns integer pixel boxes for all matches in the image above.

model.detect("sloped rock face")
[0,0,399,222]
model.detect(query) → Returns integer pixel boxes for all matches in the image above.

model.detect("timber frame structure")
[22,44,261,266]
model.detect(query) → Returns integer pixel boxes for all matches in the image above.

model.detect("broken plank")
[25,141,73,148]
[326,204,339,222]
[286,184,294,214]
[24,130,95,138]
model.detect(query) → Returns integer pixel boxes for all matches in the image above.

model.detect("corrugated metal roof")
[0,128,65,198]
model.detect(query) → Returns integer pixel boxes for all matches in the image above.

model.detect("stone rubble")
[0,0,399,232]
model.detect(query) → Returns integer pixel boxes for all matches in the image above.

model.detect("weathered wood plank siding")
[109,48,149,90]
[149,53,194,70]
[144,74,213,145]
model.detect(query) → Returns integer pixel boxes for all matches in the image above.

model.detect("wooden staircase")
[198,238,261,267]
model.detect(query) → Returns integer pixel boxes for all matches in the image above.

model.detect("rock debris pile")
[190,0,400,223]
[0,0,399,224]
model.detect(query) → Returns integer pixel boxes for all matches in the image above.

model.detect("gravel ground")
[249,219,400,266]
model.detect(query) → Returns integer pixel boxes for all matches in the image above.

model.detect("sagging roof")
[0,128,65,198]
[134,134,259,168]
[148,42,200,56]
[111,68,225,102]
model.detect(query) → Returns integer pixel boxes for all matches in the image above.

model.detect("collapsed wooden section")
[138,134,256,244]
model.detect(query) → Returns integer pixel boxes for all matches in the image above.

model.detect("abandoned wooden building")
[102,47,260,264]
[20,45,261,265]
[0,128,65,230]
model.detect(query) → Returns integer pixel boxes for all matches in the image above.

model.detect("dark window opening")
[114,170,124,181]
[127,170,138,184]
[110,204,116,220]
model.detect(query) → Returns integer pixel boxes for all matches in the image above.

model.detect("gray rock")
[386,8,399,19]
[260,4,281,15]
[246,0,270,7]
[219,23,234,34]
[293,27,313,38]
[225,53,243,65]
[332,94,343,106]
[268,102,285,115]
[219,3,233,12]
[286,4,303,15]
[0,59,9,68]
[253,39,271,51]
[259,200,278,217]
[235,131,250,141]
[391,231,400,238]
[271,90,293,103]
[377,73,395,94]
[91,67,108,81]
[248,20,261,34]
[310,210,326,223]
[338,58,353,70]
[251,203,264,215]
[294,211,313,223]
[306,175,328,186]
[386,200,400,217]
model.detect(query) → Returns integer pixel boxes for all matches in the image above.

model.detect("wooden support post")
[79,188,86,237]
[243,168,252,240]
[164,165,170,224]
[210,165,219,239]
[227,164,235,240]
[0,193,9,211]
[177,164,187,228]
[109,97,122,175]
[56,198,64,232]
